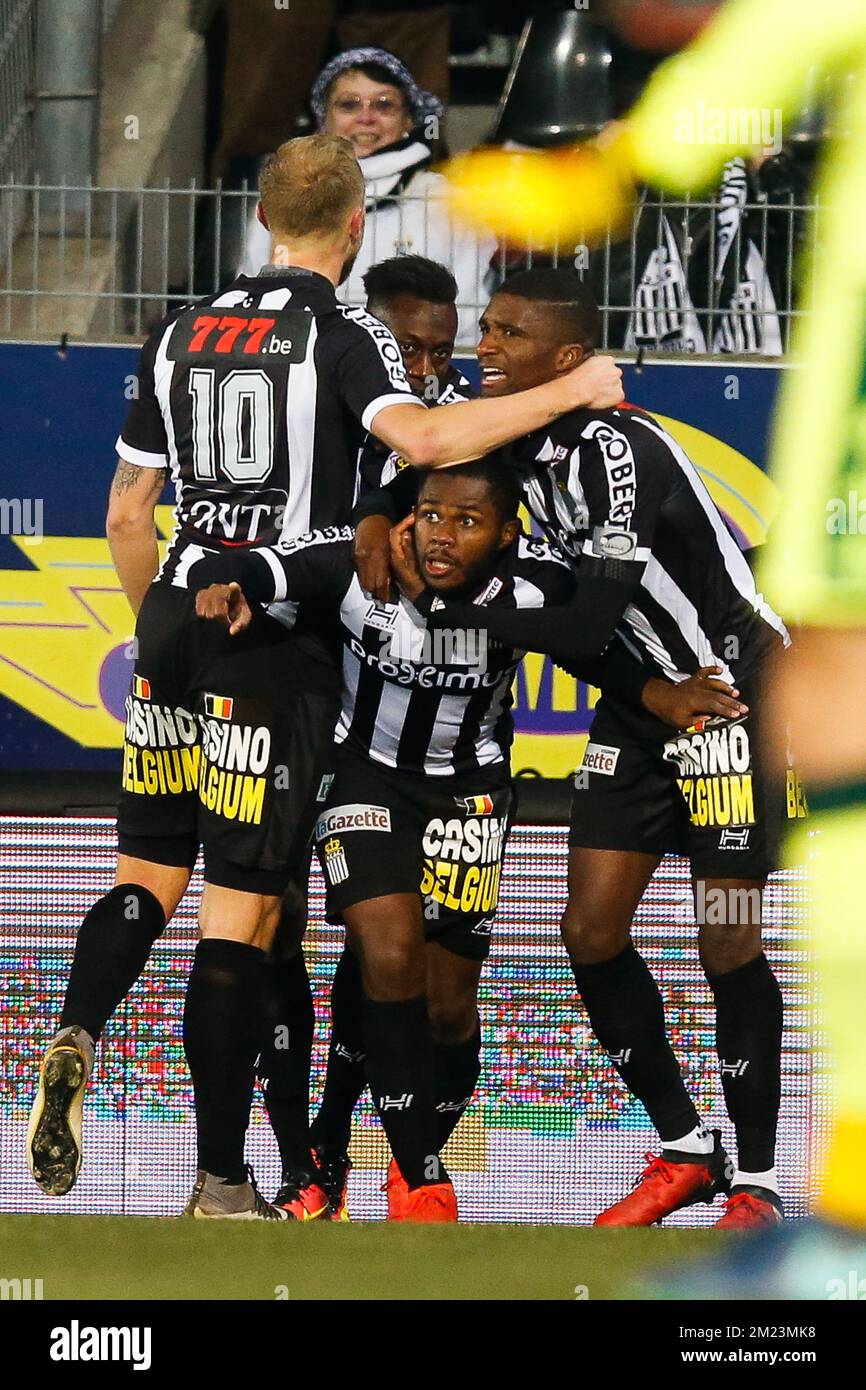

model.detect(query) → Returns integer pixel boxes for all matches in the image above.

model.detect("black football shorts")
[312,745,515,960]
[116,582,340,893]
[569,672,806,880]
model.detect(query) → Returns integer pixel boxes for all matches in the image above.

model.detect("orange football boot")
[595,1131,730,1227]
[382,1157,409,1220]
[714,1189,784,1230]
[401,1180,458,1223]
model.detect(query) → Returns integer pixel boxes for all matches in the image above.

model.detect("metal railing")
[0,178,821,353]
[0,0,35,182]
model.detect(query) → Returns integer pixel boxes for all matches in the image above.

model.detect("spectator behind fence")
[599,135,818,354]
[239,47,495,345]
[613,152,784,354]
[491,127,789,355]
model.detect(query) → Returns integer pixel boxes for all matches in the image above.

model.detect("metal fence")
[0,0,36,185]
[0,178,821,354]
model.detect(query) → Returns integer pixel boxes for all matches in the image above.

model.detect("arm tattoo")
[112,461,167,496]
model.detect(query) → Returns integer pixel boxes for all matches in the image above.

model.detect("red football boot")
[714,1189,784,1230]
[400,1180,458,1224]
[273,1166,329,1221]
[382,1157,409,1220]
[594,1131,730,1227]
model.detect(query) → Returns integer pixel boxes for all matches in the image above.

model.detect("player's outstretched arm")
[105,458,166,616]
[370,354,623,468]
[387,519,744,727]
[406,565,642,666]
[187,529,354,607]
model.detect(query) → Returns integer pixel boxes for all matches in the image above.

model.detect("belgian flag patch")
[204,694,234,720]
[455,794,494,815]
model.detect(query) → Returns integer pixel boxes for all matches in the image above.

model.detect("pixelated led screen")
[0,815,824,1223]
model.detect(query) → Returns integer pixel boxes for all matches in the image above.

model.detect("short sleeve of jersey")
[115,324,169,468]
[577,413,668,566]
[332,308,424,433]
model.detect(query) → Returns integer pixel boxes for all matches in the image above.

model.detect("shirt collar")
[240,265,337,296]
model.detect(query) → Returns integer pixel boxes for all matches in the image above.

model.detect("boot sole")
[27,1048,86,1196]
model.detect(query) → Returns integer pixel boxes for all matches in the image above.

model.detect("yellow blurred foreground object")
[444,140,635,250]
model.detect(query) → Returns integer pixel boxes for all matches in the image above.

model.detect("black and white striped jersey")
[115,266,419,596]
[189,527,574,776]
[335,533,573,775]
[354,363,476,500]
[505,404,789,683]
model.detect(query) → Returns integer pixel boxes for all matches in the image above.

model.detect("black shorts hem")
[116,832,199,870]
[567,827,672,857]
[325,873,420,922]
[425,922,491,961]
[204,853,291,896]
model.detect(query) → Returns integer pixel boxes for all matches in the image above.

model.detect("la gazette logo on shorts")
[581,742,621,776]
[315,803,392,839]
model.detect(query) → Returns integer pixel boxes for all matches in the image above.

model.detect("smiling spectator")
[239,47,496,345]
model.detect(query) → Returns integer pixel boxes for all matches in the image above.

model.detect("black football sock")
[570,943,702,1143]
[59,883,166,1042]
[363,993,441,1190]
[310,946,366,1155]
[707,952,783,1173]
[434,1021,482,1149]
[183,937,266,1184]
[257,950,315,1175]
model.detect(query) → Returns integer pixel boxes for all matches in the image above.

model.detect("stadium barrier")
[0,178,822,351]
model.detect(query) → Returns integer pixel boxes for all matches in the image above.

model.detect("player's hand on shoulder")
[642,666,749,730]
[354,513,394,603]
[195,581,253,637]
[566,354,624,411]
[389,514,425,604]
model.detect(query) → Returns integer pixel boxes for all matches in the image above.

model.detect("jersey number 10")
[188,368,274,485]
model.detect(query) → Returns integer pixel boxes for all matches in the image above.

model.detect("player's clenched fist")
[195,581,253,636]
[567,354,624,411]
